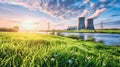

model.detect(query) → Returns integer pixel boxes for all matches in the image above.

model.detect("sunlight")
[20,20,37,31]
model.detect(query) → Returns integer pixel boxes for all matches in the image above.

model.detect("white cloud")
[83,0,90,4]
[0,0,119,19]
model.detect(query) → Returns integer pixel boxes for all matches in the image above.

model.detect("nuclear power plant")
[77,17,95,30]
[86,18,95,30]
[77,17,86,30]
[67,17,95,30]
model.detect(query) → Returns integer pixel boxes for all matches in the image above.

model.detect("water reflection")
[61,33,120,46]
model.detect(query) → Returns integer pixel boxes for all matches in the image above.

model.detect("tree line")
[0,26,19,32]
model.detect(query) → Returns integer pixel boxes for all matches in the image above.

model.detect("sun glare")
[20,20,37,31]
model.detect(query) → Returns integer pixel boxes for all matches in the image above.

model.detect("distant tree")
[13,26,19,32]
[50,29,55,35]
[0,26,19,32]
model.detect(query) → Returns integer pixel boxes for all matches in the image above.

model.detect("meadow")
[0,32,120,67]
[55,29,120,34]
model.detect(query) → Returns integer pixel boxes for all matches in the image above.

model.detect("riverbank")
[55,29,120,34]
[0,32,120,67]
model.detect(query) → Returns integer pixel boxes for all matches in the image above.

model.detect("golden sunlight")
[20,20,37,31]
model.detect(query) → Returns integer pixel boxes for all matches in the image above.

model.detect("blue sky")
[0,0,120,30]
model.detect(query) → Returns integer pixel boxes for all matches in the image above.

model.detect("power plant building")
[86,19,95,30]
[77,17,86,30]
[67,26,77,30]
[67,17,95,30]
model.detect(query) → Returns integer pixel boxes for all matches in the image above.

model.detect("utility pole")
[48,22,50,30]
[101,21,103,29]
[46,22,50,34]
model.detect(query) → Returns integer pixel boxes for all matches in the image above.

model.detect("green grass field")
[55,29,120,34]
[0,32,120,67]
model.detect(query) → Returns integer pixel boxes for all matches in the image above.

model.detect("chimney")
[86,18,95,30]
[77,17,86,30]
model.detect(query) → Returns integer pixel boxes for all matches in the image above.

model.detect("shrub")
[98,40,104,43]
[66,34,80,40]
[86,37,96,42]
[50,29,55,35]
[56,32,63,36]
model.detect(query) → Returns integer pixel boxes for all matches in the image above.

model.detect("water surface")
[61,33,120,46]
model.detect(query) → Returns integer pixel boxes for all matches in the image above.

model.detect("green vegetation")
[0,26,19,32]
[55,29,120,34]
[0,32,120,67]
[65,34,81,40]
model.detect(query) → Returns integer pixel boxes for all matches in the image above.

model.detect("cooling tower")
[86,19,95,30]
[77,17,86,30]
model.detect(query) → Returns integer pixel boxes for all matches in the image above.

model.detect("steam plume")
[89,8,107,19]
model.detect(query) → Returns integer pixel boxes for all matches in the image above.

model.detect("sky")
[0,0,120,30]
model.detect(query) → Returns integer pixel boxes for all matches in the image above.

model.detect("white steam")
[89,8,107,19]
[80,9,89,17]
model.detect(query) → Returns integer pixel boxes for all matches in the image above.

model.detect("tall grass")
[0,32,120,67]
[58,29,120,34]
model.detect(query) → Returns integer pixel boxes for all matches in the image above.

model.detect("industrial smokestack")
[77,17,86,30]
[86,18,95,30]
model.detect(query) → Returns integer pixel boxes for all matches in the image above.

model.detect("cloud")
[0,18,19,24]
[101,20,120,28]
[104,20,120,25]
[83,0,90,4]
[0,0,120,19]
[111,14,120,17]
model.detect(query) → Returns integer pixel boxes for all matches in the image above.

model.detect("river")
[61,32,120,46]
